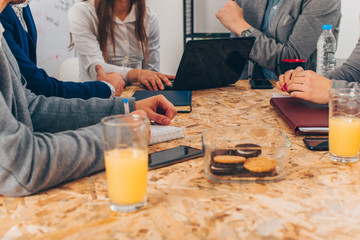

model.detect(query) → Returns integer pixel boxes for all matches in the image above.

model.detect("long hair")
[94,0,148,62]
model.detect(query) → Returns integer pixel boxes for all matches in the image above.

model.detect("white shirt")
[0,23,4,47]
[68,0,160,82]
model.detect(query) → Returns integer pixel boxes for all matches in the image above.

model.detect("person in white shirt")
[68,0,172,91]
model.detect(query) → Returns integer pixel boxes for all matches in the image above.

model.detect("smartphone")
[148,145,203,170]
[250,79,274,89]
[303,138,329,151]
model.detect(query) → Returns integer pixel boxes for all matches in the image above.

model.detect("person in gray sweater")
[217,0,341,80]
[0,0,177,197]
[276,37,360,104]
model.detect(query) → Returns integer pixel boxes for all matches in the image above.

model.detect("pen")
[124,98,130,114]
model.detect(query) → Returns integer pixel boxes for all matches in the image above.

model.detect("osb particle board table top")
[1,80,359,240]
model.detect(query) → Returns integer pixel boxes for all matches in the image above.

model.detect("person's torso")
[85,1,153,66]
[0,5,37,64]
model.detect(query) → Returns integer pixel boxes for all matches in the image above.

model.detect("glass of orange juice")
[329,89,360,163]
[101,114,149,212]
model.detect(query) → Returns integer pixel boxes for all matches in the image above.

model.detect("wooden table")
[1,80,360,239]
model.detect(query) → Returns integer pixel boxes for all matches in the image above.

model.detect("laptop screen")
[171,37,255,90]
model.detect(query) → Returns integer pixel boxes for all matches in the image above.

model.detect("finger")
[157,96,177,120]
[286,82,306,93]
[165,75,176,80]
[149,78,159,91]
[144,81,154,91]
[95,64,104,73]
[155,77,165,90]
[290,91,310,101]
[95,65,105,79]
[278,74,285,89]
[146,109,172,125]
[284,69,295,82]
[161,75,174,86]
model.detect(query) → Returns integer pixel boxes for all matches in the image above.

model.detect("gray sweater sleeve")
[327,38,360,84]
[26,88,135,133]
[332,80,360,89]
[0,94,135,197]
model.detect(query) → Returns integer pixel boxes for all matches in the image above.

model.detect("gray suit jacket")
[328,37,360,89]
[0,37,135,197]
[234,0,341,79]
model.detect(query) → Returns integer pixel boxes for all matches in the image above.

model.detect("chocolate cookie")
[235,143,262,158]
[210,155,246,175]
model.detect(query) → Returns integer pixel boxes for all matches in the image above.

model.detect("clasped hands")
[276,67,332,104]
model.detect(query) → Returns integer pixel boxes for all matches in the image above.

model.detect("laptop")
[165,37,255,90]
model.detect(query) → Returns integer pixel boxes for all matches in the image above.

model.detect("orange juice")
[104,148,148,205]
[329,117,360,157]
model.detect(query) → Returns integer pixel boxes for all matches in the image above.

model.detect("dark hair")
[70,0,148,62]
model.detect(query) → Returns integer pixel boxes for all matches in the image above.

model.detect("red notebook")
[270,96,329,135]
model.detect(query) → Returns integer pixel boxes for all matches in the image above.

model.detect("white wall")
[30,0,75,78]
[336,0,360,59]
[147,0,183,74]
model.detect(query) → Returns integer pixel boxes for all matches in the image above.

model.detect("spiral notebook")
[149,125,186,145]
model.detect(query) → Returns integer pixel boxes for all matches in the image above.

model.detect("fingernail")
[283,83,288,92]
[162,118,170,125]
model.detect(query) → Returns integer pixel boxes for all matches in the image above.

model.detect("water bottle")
[316,25,336,76]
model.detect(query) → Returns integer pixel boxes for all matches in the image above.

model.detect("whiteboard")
[29,0,75,78]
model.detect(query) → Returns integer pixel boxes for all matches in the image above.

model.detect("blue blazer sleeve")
[0,5,111,99]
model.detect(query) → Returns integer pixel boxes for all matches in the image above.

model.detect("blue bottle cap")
[322,25,332,30]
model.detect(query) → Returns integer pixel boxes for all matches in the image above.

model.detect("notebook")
[270,95,329,135]
[165,37,255,90]
[149,125,185,145]
[132,90,192,113]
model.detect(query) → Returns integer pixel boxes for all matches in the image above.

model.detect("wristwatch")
[241,27,254,37]
[101,81,116,98]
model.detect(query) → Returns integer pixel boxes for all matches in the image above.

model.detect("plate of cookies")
[202,126,290,182]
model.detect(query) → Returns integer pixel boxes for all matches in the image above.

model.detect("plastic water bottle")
[316,25,336,76]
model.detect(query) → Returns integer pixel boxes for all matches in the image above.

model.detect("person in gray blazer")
[217,0,341,80]
[0,0,177,197]
[276,37,360,104]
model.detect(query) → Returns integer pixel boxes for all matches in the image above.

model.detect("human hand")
[284,70,332,104]
[216,0,250,36]
[277,67,305,92]
[127,69,173,91]
[134,95,177,125]
[96,65,125,96]
[129,110,151,140]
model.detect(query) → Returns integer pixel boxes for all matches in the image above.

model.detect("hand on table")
[277,67,332,104]
[127,69,174,91]
[96,65,125,96]
[134,95,177,125]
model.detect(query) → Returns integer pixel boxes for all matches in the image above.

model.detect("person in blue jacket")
[0,1,125,99]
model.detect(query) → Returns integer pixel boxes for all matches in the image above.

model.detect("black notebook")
[132,90,192,113]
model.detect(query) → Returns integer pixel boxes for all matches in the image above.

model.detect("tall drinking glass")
[329,89,360,163]
[101,114,149,212]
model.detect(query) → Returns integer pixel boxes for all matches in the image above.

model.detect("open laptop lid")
[171,37,255,90]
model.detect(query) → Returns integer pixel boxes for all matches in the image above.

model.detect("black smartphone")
[148,145,203,170]
[250,79,274,89]
[303,138,329,151]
